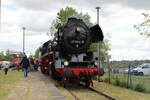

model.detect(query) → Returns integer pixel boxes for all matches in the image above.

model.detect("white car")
[124,66,136,74]
[132,63,150,76]
[1,61,10,69]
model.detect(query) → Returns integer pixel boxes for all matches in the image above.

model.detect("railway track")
[66,84,117,100]
[88,87,117,100]
[67,89,81,100]
[48,76,116,100]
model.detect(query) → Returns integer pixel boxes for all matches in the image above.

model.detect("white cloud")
[1,0,150,60]
[0,31,51,54]
[1,7,56,33]
[110,31,150,60]
[6,0,150,11]
[99,4,145,31]
[1,7,54,54]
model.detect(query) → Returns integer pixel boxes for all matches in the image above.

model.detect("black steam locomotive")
[40,17,104,87]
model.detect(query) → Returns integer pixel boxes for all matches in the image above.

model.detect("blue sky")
[1,0,150,60]
[2,4,18,11]
[104,25,135,35]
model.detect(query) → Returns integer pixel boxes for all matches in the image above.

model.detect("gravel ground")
[8,71,65,100]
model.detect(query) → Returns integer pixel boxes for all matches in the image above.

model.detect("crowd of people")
[2,53,39,77]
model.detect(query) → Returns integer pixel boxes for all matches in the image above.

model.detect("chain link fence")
[100,65,150,93]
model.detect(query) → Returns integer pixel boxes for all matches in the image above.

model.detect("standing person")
[30,57,35,71]
[4,63,9,75]
[20,54,30,77]
[35,59,39,71]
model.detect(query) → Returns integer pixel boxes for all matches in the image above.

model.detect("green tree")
[88,38,111,67]
[50,6,93,34]
[5,50,12,61]
[34,47,41,58]
[0,52,5,61]
[0,50,19,61]
[134,12,150,37]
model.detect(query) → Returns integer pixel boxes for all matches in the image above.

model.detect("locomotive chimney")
[96,7,101,25]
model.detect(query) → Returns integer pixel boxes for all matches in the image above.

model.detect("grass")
[58,84,108,100]
[67,86,108,100]
[51,78,108,100]
[58,86,76,100]
[0,70,22,100]
[54,80,150,100]
[93,81,150,100]
[131,76,150,92]
[57,81,150,100]
[101,73,150,93]
[1,70,149,100]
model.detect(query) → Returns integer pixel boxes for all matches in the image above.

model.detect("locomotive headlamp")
[76,27,81,32]
[64,61,69,66]
[49,62,52,64]
[94,62,98,66]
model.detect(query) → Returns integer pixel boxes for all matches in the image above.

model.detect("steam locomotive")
[39,17,104,87]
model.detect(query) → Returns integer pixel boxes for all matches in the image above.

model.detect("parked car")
[132,63,150,76]
[124,65,136,74]
[1,61,11,70]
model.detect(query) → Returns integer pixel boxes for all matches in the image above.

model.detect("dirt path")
[8,71,65,100]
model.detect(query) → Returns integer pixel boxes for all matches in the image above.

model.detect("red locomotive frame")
[40,51,104,87]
